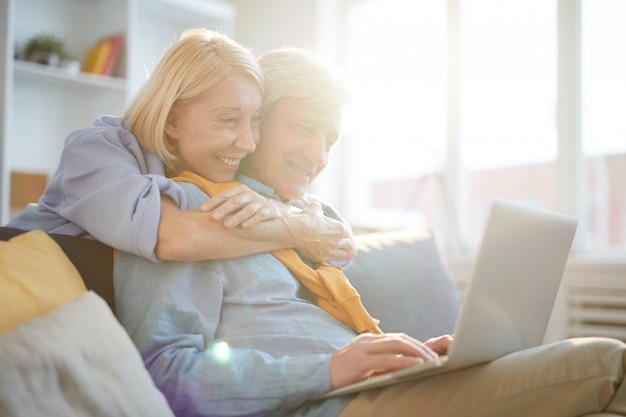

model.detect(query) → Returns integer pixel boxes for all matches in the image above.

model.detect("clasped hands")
[200,184,355,263]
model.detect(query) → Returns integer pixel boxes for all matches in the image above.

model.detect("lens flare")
[211,341,231,363]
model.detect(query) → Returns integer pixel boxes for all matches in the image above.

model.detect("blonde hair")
[124,28,263,167]
[257,47,350,121]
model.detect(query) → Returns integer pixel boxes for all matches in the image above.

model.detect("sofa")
[0,226,459,416]
[3,226,622,417]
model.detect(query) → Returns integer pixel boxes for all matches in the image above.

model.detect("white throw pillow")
[0,291,175,417]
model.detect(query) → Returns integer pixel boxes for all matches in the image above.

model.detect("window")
[460,0,558,245]
[326,0,625,253]
[581,0,626,251]
[338,0,447,231]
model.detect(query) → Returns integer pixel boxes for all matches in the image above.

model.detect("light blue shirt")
[114,181,357,417]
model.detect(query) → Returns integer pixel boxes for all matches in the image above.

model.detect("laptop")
[320,199,578,399]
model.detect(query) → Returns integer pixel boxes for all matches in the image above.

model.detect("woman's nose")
[236,123,258,153]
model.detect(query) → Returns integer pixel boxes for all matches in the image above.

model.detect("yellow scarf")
[172,170,382,334]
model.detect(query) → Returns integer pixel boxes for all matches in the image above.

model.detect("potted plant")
[22,34,69,66]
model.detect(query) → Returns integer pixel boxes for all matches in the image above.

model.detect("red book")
[101,35,122,76]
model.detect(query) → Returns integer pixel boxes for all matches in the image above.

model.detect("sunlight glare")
[210,341,231,364]
[344,0,447,181]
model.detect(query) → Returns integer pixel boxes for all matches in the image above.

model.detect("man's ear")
[164,110,179,140]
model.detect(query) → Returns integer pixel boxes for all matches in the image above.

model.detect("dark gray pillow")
[345,230,459,341]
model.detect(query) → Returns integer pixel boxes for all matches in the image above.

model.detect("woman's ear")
[164,109,179,141]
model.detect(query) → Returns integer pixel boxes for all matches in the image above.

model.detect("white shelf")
[13,60,127,92]
[1,0,237,223]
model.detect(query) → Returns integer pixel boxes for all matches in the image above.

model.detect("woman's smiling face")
[165,73,263,183]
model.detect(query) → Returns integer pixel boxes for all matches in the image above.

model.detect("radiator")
[566,264,626,342]
[447,257,626,342]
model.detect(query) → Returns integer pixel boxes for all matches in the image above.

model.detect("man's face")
[240,97,341,200]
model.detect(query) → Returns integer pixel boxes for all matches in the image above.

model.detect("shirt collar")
[235,174,285,202]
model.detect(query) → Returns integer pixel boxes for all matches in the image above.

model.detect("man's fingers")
[363,333,439,361]
[330,332,440,388]
[302,202,324,215]
[425,334,454,355]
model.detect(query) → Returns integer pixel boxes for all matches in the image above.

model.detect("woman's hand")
[200,184,293,228]
[284,203,357,263]
[199,190,356,263]
[330,333,442,389]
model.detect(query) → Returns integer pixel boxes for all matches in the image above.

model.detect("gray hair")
[258,47,350,120]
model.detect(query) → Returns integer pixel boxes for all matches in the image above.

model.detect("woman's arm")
[32,120,353,262]
[195,183,357,263]
[156,194,356,262]
[33,122,181,261]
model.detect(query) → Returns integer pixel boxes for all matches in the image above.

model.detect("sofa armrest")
[345,229,459,340]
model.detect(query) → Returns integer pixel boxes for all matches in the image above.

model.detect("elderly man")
[114,46,626,417]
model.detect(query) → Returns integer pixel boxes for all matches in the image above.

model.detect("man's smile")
[287,161,312,178]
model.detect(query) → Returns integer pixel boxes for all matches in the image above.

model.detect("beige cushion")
[0,230,86,333]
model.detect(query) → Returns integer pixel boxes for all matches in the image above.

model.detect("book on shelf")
[101,35,122,76]
[10,171,48,209]
[81,35,122,76]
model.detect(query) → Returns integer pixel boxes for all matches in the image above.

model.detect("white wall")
[230,0,318,54]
